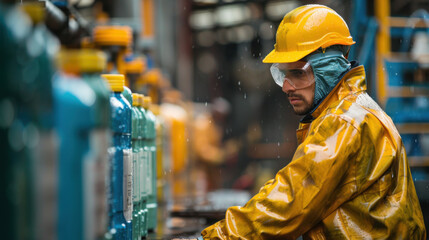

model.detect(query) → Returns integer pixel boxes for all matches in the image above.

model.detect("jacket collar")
[300,63,366,123]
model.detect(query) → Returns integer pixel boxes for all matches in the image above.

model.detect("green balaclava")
[306,45,351,107]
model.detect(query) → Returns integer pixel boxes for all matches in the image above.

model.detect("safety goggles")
[270,62,314,89]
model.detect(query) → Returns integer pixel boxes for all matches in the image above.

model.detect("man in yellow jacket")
[199,4,426,240]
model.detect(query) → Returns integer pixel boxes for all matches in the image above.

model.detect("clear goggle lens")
[270,62,314,89]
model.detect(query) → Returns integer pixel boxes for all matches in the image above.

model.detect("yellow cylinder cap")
[93,26,133,47]
[81,37,94,49]
[132,93,140,106]
[124,57,146,74]
[102,74,125,92]
[263,4,355,63]
[143,96,151,109]
[56,49,106,73]
[150,103,160,115]
[142,68,161,85]
[21,2,45,24]
[137,94,143,107]
[137,94,144,107]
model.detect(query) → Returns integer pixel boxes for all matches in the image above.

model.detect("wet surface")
[145,189,251,239]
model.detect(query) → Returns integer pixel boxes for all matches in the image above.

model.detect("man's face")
[279,61,315,115]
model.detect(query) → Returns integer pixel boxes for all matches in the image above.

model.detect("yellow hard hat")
[263,4,355,63]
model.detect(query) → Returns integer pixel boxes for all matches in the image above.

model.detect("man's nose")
[282,80,295,94]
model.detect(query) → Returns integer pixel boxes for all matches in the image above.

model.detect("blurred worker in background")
[199,4,426,239]
[192,97,230,193]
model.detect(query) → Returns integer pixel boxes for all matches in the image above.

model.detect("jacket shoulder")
[323,92,387,132]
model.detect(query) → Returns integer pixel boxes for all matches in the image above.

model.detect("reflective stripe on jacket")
[201,65,426,239]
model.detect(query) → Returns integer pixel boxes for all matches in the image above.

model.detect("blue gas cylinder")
[55,49,109,240]
[102,74,133,240]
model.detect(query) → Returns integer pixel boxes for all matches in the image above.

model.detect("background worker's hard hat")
[263,4,355,63]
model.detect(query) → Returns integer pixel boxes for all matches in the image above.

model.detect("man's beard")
[288,93,312,116]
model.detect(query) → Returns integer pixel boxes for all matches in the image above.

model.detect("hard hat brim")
[262,48,316,63]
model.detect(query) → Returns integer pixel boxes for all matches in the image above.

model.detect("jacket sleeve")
[201,114,362,240]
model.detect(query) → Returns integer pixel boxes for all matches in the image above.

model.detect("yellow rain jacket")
[201,65,426,239]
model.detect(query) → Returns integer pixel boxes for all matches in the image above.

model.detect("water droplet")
[238,81,241,86]
[244,93,247,99]
[270,25,273,28]
[205,102,208,106]
[187,138,189,142]
[277,142,280,146]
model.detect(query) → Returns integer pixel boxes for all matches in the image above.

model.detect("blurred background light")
[196,30,216,47]
[215,4,251,27]
[193,0,218,5]
[259,22,276,40]
[196,51,218,74]
[189,10,215,30]
[265,0,300,20]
